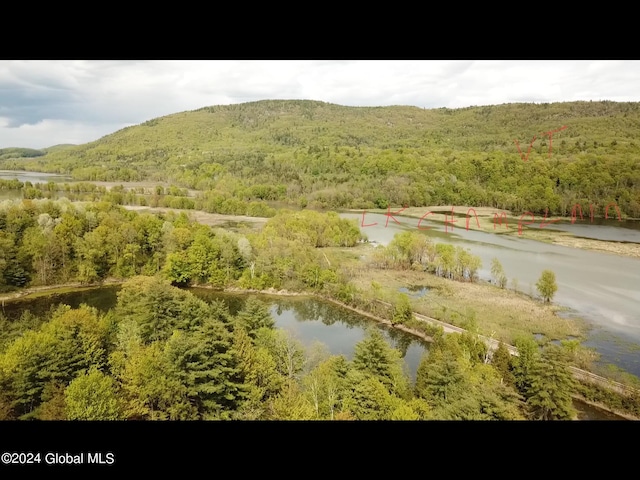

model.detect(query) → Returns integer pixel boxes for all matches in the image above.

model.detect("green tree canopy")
[536,270,558,303]
[65,368,123,420]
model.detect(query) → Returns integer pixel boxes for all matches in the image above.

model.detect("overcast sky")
[1,60,639,149]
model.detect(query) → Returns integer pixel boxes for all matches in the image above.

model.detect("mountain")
[2,99,639,216]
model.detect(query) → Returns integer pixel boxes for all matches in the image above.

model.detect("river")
[0,171,637,410]
[340,211,640,378]
[0,170,73,184]
[0,285,626,420]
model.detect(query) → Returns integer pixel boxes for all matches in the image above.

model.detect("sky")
[1,60,640,150]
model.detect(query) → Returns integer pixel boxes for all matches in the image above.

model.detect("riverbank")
[122,205,268,231]
[573,395,640,421]
[208,284,639,420]
[327,242,589,344]
[220,285,437,343]
[502,228,640,259]
[346,206,640,260]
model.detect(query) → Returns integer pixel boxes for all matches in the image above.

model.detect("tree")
[353,329,396,389]
[392,293,413,326]
[490,258,507,288]
[115,342,196,420]
[0,305,108,418]
[415,349,466,406]
[526,346,576,420]
[255,329,305,387]
[302,355,349,420]
[236,297,275,336]
[165,319,247,419]
[536,269,558,303]
[65,368,123,420]
[512,336,540,397]
[266,383,316,420]
[342,371,396,420]
[34,382,67,420]
[491,342,516,387]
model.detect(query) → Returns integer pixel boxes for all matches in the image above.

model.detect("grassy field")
[325,243,588,345]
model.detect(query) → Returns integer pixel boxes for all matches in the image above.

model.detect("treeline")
[0,199,358,292]
[1,179,279,218]
[369,230,482,282]
[0,148,45,160]
[0,275,582,420]
[0,199,636,419]
[2,100,639,217]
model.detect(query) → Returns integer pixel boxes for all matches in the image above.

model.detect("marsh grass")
[326,244,587,344]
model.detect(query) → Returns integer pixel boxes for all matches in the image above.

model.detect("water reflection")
[341,211,640,377]
[0,170,72,183]
[0,285,626,419]
[190,290,429,379]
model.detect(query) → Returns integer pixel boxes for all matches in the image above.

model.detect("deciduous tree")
[65,368,123,420]
[536,269,558,303]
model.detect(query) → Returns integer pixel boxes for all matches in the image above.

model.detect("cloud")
[0,118,124,149]
[1,60,640,149]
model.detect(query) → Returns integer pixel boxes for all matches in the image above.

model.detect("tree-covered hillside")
[2,100,639,217]
[0,148,45,160]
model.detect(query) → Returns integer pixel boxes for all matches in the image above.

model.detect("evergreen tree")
[512,336,540,397]
[526,346,576,420]
[165,318,247,419]
[115,342,196,420]
[236,297,275,336]
[342,371,395,420]
[392,293,413,326]
[491,342,516,387]
[414,349,466,406]
[353,329,397,390]
[115,276,184,344]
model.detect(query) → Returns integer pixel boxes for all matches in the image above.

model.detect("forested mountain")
[3,100,640,217]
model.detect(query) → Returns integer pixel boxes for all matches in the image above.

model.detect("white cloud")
[0,118,124,149]
[1,60,639,148]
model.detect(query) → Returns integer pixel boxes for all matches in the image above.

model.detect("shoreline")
[343,206,640,260]
[1,279,636,419]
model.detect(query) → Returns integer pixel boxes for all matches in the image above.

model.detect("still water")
[0,285,625,419]
[341,212,640,377]
[0,286,427,380]
[0,170,72,183]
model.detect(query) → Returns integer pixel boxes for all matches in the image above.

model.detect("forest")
[0,273,585,421]
[0,100,638,218]
[1,99,639,420]
[0,198,637,420]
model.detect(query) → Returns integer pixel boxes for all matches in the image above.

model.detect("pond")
[0,285,428,381]
[0,285,626,420]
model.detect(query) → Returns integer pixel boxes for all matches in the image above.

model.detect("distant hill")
[0,147,46,160]
[3,99,640,216]
[42,144,76,153]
